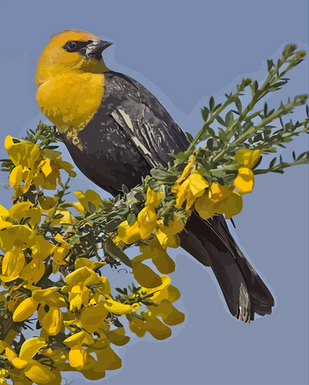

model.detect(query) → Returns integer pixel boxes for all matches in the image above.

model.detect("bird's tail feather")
[179,212,274,322]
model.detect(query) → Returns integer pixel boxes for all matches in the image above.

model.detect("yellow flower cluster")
[0,134,262,384]
[129,276,184,340]
[172,150,261,220]
[0,188,184,384]
[4,136,75,199]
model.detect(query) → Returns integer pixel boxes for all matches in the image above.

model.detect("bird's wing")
[102,70,190,168]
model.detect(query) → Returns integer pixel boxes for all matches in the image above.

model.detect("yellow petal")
[19,337,47,361]
[210,182,233,202]
[74,257,106,270]
[150,299,185,326]
[0,204,9,217]
[137,207,157,239]
[188,172,209,196]
[41,307,63,335]
[132,261,162,288]
[20,258,45,284]
[215,190,243,219]
[9,164,23,189]
[104,299,135,315]
[0,220,13,230]
[105,328,130,346]
[234,167,255,194]
[234,149,262,169]
[96,346,121,371]
[117,220,140,244]
[11,357,28,369]
[80,301,109,334]
[24,359,56,383]
[74,189,101,211]
[143,312,172,340]
[13,297,38,322]
[1,246,26,282]
[68,344,87,368]
[145,187,163,208]
[195,193,215,220]
[41,159,53,176]
[0,225,36,252]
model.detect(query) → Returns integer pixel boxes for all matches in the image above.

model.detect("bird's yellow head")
[35,29,112,86]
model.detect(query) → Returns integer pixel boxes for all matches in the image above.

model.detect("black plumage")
[62,70,274,322]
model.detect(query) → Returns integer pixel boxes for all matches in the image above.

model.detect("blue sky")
[0,1,308,384]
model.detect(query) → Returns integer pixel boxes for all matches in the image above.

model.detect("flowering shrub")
[0,44,308,384]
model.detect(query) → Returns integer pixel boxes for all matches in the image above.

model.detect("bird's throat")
[36,72,105,150]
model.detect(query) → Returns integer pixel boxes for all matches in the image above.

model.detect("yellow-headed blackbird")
[35,30,274,322]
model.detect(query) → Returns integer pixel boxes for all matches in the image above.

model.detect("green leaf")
[269,157,277,168]
[150,168,174,181]
[209,96,215,112]
[103,238,132,268]
[185,131,194,143]
[267,59,274,71]
[127,212,136,225]
[225,111,234,127]
[201,107,209,121]
[104,218,123,233]
[207,138,220,152]
[235,98,242,113]
[216,115,226,127]
[87,201,96,214]
[122,184,129,194]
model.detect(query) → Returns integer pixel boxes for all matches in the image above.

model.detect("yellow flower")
[132,259,162,288]
[172,171,209,210]
[155,216,185,248]
[33,287,67,335]
[144,187,163,208]
[0,205,13,230]
[13,296,39,322]
[117,220,140,244]
[5,136,40,196]
[61,266,101,311]
[63,330,94,370]
[9,337,56,384]
[52,234,72,273]
[80,294,109,334]
[74,189,102,213]
[233,149,262,195]
[33,149,76,190]
[214,190,243,219]
[234,149,262,168]
[0,225,36,282]
[38,195,57,210]
[79,330,123,379]
[20,235,57,284]
[129,276,184,340]
[234,167,255,194]
[118,188,163,244]
[104,297,139,315]
[137,206,157,239]
[195,182,234,220]
[139,238,175,274]
[9,201,42,228]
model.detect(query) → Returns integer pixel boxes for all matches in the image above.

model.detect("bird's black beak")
[84,39,113,60]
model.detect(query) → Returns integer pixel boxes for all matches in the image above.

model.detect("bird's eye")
[65,41,78,51]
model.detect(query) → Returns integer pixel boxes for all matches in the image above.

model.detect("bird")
[35,29,274,322]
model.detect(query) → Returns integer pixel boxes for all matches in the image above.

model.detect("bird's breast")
[36,72,105,146]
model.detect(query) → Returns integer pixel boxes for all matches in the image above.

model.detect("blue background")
[0,1,308,384]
